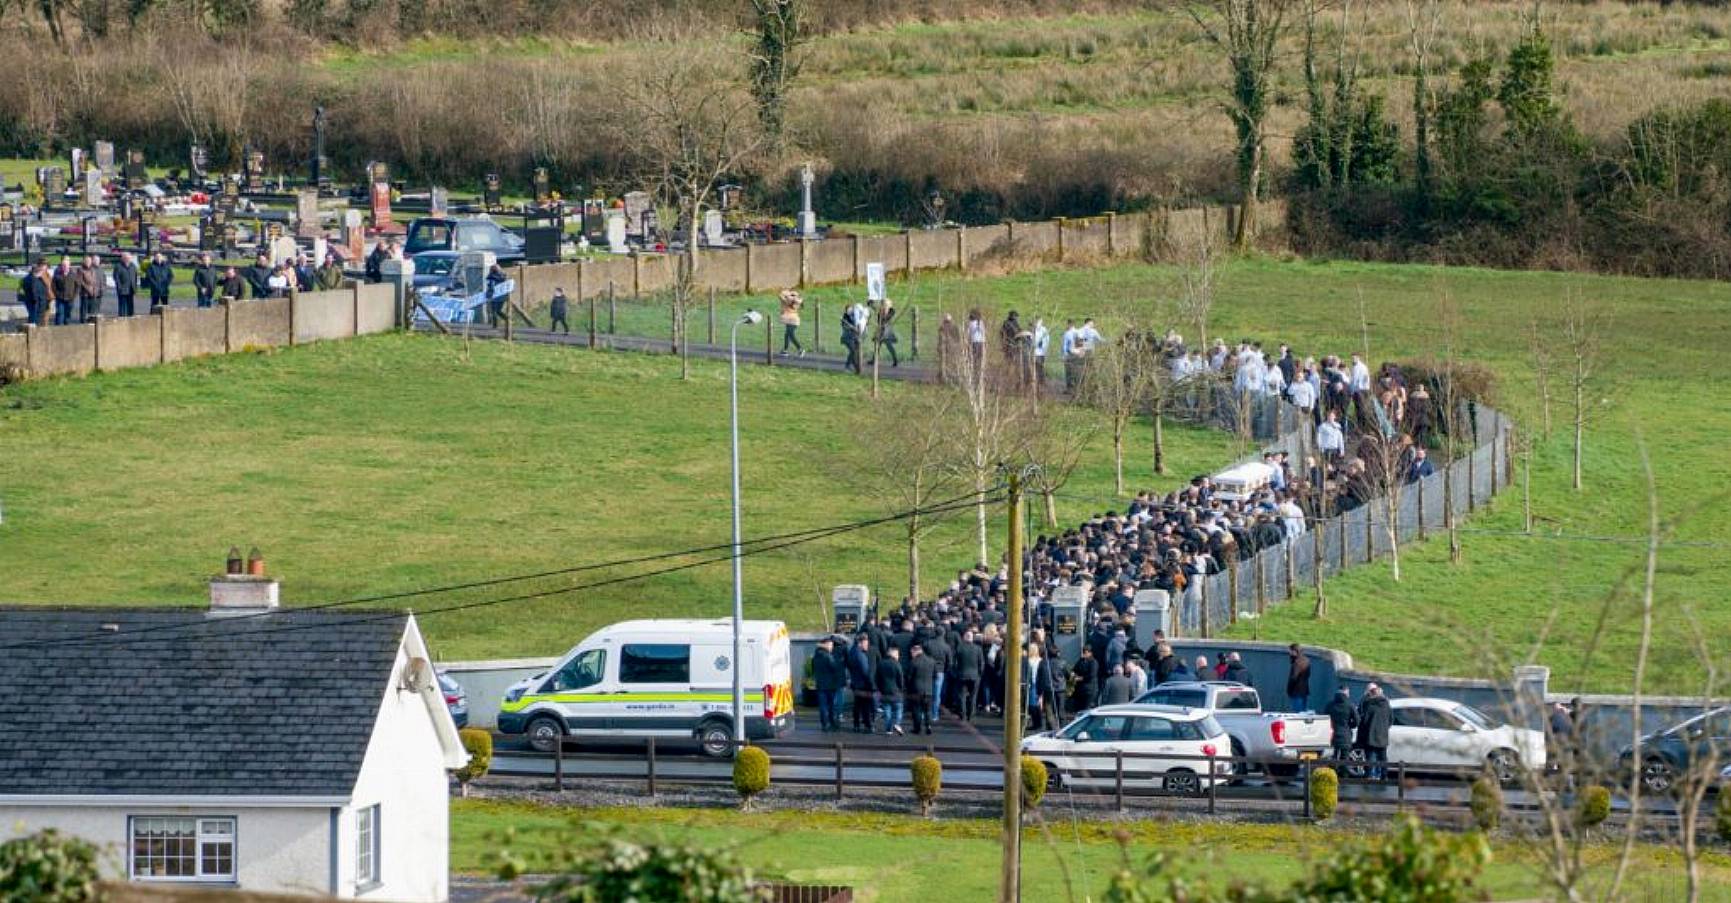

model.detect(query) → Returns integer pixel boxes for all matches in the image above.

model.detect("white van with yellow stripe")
[497,619,795,757]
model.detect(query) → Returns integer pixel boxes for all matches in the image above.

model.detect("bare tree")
[858,385,966,604]
[1434,293,1468,564]
[1173,216,1222,353]
[1404,0,1444,201]
[1361,432,1409,582]
[1607,438,1661,900]
[617,47,766,380]
[1186,0,1297,248]
[1076,334,1152,497]
[944,335,1035,567]
[1528,315,1555,438]
[1024,405,1097,528]
[1561,292,1601,492]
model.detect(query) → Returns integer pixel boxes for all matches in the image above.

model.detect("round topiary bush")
[733,745,771,810]
[911,755,942,816]
[1470,774,1503,831]
[454,727,493,797]
[0,829,100,903]
[1577,785,1611,830]
[1020,756,1048,809]
[1310,767,1339,821]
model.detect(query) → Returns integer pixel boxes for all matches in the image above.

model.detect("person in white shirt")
[1236,354,1264,395]
[1350,354,1372,395]
[1031,318,1051,389]
[1076,318,1102,353]
[1263,358,1285,397]
[1279,497,1307,538]
[1288,371,1317,413]
[1317,410,1345,460]
[1061,320,1082,391]
[1209,340,1229,372]
[965,310,986,378]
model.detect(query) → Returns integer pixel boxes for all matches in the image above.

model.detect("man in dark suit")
[847,635,876,734]
[812,637,846,732]
[876,646,906,736]
[953,630,983,722]
[1357,683,1392,780]
[907,644,939,735]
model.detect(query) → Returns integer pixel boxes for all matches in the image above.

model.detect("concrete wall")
[1065,217,1113,258]
[229,300,291,351]
[855,235,907,278]
[701,247,747,293]
[292,290,356,344]
[0,804,332,897]
[0,332,28,373]
[909,229,958,271]
[162,308,226,362]
[439,658,557,730]
[635,254,675,297]
[27,323,96,376]
[807,238,854,285]
[354,284,397,335]
[751,243,802,292]
[96,316,162,371]
[963,224,1012,266]
[1014,220,1061,257]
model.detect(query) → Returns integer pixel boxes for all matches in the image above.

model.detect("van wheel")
[526,715,565,754]
[698,721,735,759]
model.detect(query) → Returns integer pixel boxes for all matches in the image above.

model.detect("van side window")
[620,644,691,684]
[547,649,605,692]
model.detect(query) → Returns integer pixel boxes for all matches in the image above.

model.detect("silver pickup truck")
[1135,681,1331,776]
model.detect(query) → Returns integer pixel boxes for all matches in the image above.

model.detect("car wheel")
[698,721,735,759]
[1489,749,1520,785]
[1344,747,1369,780]
[1640,757,1675,795]
[526,715,565,754]
[1163,769,1202,797]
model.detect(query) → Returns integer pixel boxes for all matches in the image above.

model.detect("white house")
[0,572,468,901]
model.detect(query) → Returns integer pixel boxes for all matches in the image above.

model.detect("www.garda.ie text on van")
[496,619,795,757]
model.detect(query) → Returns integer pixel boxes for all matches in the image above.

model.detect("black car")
[1618,706,1730,794]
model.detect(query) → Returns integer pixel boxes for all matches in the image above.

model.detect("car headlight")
[505,687,525,703]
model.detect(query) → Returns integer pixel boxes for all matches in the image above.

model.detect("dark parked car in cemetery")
[404,217,525,265]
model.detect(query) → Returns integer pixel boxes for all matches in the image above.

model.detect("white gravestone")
[606,211,628,254]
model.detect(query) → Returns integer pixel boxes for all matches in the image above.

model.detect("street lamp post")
[730,310,763,750]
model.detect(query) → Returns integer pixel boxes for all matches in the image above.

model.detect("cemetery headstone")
[218,178,240,214]
[532,167,551,206]
[296,188,321,239]
[343,209,365,260]
[83,169,102,208]
[189,143,209,180]
[581,199,604,239]
[429,186,449,219]
[269,233,298,267]
[622,191,651,235]
[70,148,86,178]
[370,180,393,229]
[702,209,724,246]
[798,163,817,238]
[483,174,502,211]
[368,160,390,186]
[310,106,327,187]
[200,212,220,251]
[94,141,115,177]
[718,183,743,211]
[38,166,67,203]
[124,150,148,191]
[605,211,628,254]
[0,204,15,251]
[244,147,266,193]
[641,208,659,244]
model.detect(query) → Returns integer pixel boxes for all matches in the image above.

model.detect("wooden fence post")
[910,307,920,360]
[1227,557,1239,625]
[765,316,773,365]
[1199,578,1211,638]
[956,226,967,271]
[588,297,597,349]
[708,287,716,345]
[607,282,616,334]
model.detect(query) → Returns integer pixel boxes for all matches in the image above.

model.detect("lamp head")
[741,310,763,325]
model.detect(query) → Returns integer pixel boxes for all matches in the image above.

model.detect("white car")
[1020,704,1232,796]
[1352,697,1546,783]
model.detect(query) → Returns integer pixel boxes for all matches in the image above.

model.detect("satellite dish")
[402,657,436,694]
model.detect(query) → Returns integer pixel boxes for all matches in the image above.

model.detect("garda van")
[496,619,795,757]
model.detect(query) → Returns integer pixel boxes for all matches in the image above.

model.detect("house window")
[356,804,381,889]
[130,817,235,882]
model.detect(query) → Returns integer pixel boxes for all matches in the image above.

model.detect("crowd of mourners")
[807,321,1460,741]
[13,249,348,327]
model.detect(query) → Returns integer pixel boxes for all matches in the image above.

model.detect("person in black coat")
[111,252,140,317]
[1356,684,1392,780]
[907,645,939,735]
[192,252,218,308]
[812,637,847,732]
[952,630,983,722]
[1324,688,1357,765]
[143,253,174,310]
[846,635,876,734]
[1286,644,1312,712]
[876,647,906,736]
[1069,645,1100,715]
[922,632,951,722]
[1222,652,1252,686]
[242,254,273,300]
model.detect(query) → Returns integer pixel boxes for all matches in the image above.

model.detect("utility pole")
[999,469,1025,903]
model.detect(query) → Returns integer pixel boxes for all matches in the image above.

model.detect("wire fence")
[1173,402,1511,638]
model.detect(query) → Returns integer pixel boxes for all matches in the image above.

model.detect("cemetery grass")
[624,256,1731,696]
[0,331,1231,661]
[449,799,1731,901]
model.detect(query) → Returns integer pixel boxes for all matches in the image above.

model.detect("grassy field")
[2,255,1728,693]
[574,255,1731,695]
[0,331,1229,661]
[450,799,1731,901]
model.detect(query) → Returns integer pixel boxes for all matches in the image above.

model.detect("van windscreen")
[620,644,691,683]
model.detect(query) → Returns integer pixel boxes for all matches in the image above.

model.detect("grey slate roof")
[0,607,408,798]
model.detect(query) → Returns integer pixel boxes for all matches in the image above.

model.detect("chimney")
[210,547,280,613]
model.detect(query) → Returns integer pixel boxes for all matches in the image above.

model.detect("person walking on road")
[953,629,983,723]
[548,287,571,334]
[907,644,938,735]
[812,636,846,732]
[847,635,876,734]
[871,298,900,368]
[777,290,804,357]
[1357,683,1392,780]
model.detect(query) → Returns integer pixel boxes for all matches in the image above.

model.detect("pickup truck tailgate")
[1277,713,1333,750]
